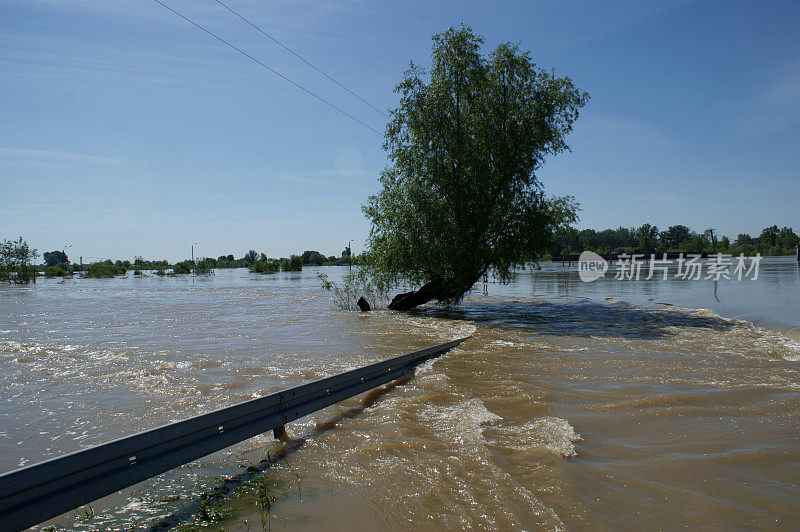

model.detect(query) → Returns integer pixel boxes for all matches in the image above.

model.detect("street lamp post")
[62,244,72,271]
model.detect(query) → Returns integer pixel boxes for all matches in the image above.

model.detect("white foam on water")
[488,339,526,348]
[655,304,800,362]
[420,398,501,447]
[396,314,477,342]
[748,324,800,362]
[495,416,582,458]
[393,397,566,529]
[716,316,800,362]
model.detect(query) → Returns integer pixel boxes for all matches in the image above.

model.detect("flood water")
[1,258,798,530]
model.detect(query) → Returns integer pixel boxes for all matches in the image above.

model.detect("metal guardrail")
[0,337,469,530]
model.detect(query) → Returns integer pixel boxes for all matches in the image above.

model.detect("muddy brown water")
[1,259,798,530]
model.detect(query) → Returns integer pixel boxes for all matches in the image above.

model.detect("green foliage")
[319,270,386,310]
[194,259,213,274]
[213,253,236,268]
[686,233,708,253]
[660,225,691,251]
[201,250,354,269]
[44,265,71,278]
[362,24,587,306]
[281,255,303,272]
[1,236,38,284]
[169,259,213,275]
[251,258,280,274]
[43,250,69,267]
[755,225,800,256]
[83,260,127,278]
[132,256,169,271]
[243,250,258,265]
[172,261,193,275]
[548,224,799,257]
[635,224,659,255]
[301,250,327,266]
[318,273,334,290]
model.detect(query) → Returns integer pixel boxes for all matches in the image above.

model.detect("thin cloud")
[0,146,127,167]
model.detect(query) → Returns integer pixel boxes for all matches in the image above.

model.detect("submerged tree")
[362,24,588,310]
[43,250,69,268]
[281,255,303,272]
[1,237,38,283]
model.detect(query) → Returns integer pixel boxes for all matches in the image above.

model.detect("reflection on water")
[495,256,800,331]
[412,298,735,339]
[0,260,798,530]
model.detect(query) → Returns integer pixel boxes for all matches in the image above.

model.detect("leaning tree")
[362,24,588,310]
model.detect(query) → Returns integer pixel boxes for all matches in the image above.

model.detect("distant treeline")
[4,228,797,284]
[213,248,352,270]
[2,242,356,282]
[550,224,799,258]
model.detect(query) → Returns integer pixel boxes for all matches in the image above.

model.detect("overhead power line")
[213,0,388,118]
[152,0,381,135]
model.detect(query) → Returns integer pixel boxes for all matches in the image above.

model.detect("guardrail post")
[273,424,288,440]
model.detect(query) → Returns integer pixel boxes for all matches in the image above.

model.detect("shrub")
[195,260,213,275]
[84,261,127,278]
[250,259,279,274]
[319,271,386,310]
[44,266,70,278]
[281,255,303,272]
[172,261,193,275]
[1,237,38,284]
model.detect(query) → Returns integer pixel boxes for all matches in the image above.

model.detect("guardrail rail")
[0,337,469,530]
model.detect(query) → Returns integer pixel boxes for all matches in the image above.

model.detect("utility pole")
[348,240,352,273]
[191,243,198,275]
[707,229,718,256]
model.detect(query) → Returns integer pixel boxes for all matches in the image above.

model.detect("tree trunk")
[387,270,485,311]
[357,296,371,312]
[388,278,445,310]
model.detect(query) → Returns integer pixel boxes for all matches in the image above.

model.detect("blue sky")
[1,0,798,262]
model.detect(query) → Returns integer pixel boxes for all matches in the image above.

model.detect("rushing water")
[1,258,798,530]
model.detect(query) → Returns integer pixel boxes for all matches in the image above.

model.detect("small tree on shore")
[362,24,587,310]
